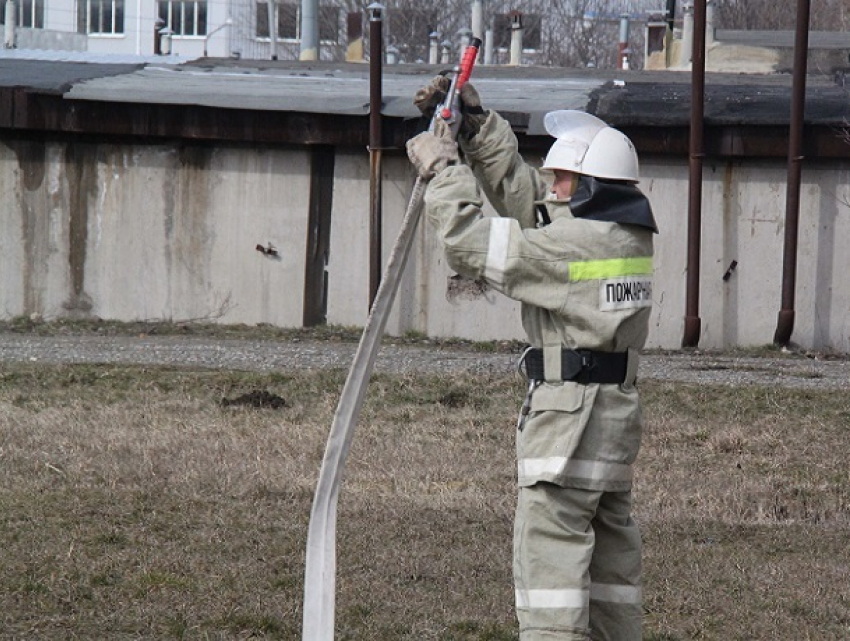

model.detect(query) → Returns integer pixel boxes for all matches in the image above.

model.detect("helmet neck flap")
[568,175,658,233]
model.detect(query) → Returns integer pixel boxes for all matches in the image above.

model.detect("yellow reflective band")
[569,257,653,282]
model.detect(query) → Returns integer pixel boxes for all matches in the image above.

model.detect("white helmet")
[541,110,639,183]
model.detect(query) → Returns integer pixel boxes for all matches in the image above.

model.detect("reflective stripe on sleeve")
[484,217,512,288]
[518,457,633,483]
[569,256,653,282]
[516,588,589,610]
[590,583,642,604]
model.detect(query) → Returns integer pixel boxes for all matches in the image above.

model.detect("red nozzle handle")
[456,37,482,90]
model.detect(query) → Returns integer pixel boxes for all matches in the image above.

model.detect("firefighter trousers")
[513,482,642,640]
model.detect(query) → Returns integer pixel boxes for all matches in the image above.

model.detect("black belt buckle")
[574,349,595,385]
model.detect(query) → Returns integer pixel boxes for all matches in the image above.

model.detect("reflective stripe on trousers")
[517,457,633,487]
[514,483,642,641]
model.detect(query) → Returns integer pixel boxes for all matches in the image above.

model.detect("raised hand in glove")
[413,75,487,140]
[405,117,459,180]
[457,82,486,140]
[413,75,451,119]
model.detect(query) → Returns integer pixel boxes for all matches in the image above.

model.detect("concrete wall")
[350,153,850,352]
[0,140,309,327]
[641,157,850,351]
[324,151,850,352]
[326,150,523,341]
[2,137,850,352]
[326,150,416,335]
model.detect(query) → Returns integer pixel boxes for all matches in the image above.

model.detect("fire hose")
[301,38,482,640]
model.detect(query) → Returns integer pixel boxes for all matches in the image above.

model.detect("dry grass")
[0,363,848,640]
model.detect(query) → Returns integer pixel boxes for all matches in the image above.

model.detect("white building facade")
[2,0,667,64]
[4,0,239,58]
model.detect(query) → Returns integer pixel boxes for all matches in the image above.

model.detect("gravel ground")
[1,332,848,390]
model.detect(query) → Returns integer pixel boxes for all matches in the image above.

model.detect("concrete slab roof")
[58,60,610,135]
[51,58,850,132]
[0,58,144,93]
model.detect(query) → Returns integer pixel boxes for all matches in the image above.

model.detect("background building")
[2,57,850,351]
[0,0,667,65]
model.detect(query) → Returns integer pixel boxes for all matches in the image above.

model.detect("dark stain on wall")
[162,144,214,312]
[8,139,46,191]
[3,140,50,314]
[6,139,48,314]
[176,144,213,272]
[63,143,97,314]
[178,145,212,172]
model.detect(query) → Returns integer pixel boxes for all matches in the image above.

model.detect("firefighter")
[407,77,657,641]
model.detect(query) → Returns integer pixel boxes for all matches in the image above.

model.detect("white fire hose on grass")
[302,38,481,640]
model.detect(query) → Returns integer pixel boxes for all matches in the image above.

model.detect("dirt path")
[1,332,848,390]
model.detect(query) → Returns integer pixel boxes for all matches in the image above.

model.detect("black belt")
[522,348,628,385]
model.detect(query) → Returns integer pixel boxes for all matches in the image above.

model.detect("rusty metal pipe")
[368,4,384,310]
[774,0,811,346]
[683,0,706,348]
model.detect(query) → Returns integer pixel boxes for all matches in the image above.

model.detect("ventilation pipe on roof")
[429,31,440,64]
[509,12,523,66]
[680,1,694,66]
[683,0,707,348]
[153,17,165,55]
[618,14,630,70]
[457,27,473,52]
[368,3,384,308]
[705,0,716,45]
[440,40,452,64]
[299,0,319,60]
[4,0,15,49]
[774,0,811,347]
[159,27,173,55]
[471,0,484,45]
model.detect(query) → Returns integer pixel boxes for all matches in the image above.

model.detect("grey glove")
[413,75,487,140]
[413,75,451,119]
[405,117,459,180]
[458,82,487,140]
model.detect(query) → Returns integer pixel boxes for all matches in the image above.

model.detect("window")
[78,0,125,35]
[0,0,45,28]
[493,12,542,50]
[256,2,340,43]
[158,1,208,36]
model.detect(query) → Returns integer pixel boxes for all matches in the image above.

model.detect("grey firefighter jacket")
[423,111,655,493]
